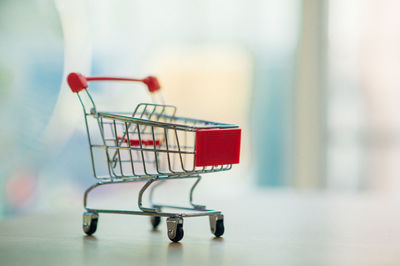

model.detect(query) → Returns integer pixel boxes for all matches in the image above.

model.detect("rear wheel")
[213,219,224,237]
[83,212,98,236]
[151,216,161,229]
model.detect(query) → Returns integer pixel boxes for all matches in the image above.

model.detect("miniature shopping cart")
[67,72,241,242]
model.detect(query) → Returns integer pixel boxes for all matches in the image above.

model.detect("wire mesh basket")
[67,72,241,242]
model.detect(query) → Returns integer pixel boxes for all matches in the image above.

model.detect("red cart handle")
[67,72,161,93]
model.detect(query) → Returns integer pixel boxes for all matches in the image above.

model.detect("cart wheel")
[151,216,161,229]
[213,219,224,237]
[83,212,98,236]
[166,217,184,242]
[169,224,184,242]
[209,214,224,237]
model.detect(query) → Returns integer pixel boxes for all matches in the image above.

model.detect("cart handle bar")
[67,72,161,94]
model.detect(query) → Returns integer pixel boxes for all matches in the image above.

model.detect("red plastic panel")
[117,136,160,146]
[195,128,241,167]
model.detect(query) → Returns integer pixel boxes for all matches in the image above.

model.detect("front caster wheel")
[83,212,98,236]
[151,216,161,229]
[214,220,224,237]
[210,214,224,237]
[169,224,184,242]
[166,217,184,242]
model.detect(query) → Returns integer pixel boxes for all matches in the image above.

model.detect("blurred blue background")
[1,0,400,218]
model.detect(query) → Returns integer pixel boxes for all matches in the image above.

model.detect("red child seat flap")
[195,128,241,167]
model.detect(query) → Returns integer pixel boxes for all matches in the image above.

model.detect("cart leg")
[83,183,102,210]
[148,180,165,229]
[138,178,158,212]
[209,214,224,237]
[166,216,184,242]
[149,180,166,206]
[189,176,206,210]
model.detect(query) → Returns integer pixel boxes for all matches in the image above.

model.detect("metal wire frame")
[76,91,237,181]
[76,84,236,222]
[90,112,234,180]
[83,174,221,218]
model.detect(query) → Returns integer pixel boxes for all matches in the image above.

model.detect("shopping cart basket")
[67,72,241,242]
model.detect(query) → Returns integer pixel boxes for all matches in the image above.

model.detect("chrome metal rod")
[152,203,214,212]
[149,180,166,206]
[85,207,221,218]
[138,178,157,212]
[83,183,102,209]
[189,176,206,210]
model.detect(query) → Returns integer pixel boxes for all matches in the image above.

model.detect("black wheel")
[213,219,224,237]
[151,216,161,229]
[83,218,98,236]
[169,224,184,242]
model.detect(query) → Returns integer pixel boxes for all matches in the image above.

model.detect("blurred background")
[1,0,400,218]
